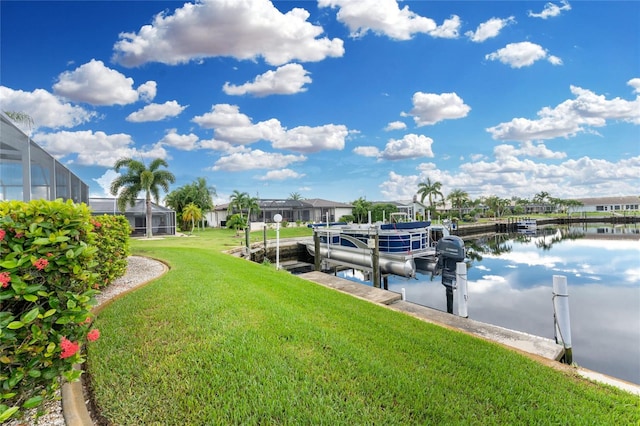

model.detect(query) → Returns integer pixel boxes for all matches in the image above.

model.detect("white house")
[572,196,640,214]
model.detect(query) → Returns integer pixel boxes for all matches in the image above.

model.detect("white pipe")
[456,262,468,318]
[553,275,573,364]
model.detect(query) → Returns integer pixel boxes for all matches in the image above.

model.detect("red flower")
[14,232,23,239]
[46,252,54,257]
[60,337,80,359]
[0,272,10,288]
[34,258,49,270]
[0,229,5,241]
[92,220,101,228]
[87,329,100,342]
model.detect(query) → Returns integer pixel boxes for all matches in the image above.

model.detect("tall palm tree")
[288,192,303,200]
[447,188,469,218]
[417,178,444,208]
[228,190,249,220]
[110,157,175,238]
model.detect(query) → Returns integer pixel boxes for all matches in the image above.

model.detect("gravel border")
[6,256,167,426]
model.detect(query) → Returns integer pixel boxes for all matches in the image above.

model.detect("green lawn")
[87,229,638,424]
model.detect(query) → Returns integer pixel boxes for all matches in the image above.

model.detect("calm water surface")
[340,224,640,385]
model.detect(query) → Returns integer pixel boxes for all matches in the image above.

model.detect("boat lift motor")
[434,236,466,314]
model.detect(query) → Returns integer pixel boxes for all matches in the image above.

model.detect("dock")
[299,271,565,361]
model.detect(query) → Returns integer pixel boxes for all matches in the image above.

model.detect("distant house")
[572,196,640,214]
[207,198,353,229]
[1,112,89,203]
[90,198,177,236]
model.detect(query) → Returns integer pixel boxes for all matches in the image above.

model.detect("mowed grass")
[88,229,638,425]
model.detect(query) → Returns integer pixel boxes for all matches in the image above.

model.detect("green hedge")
[0,199,102,422]
[91,214,130,288]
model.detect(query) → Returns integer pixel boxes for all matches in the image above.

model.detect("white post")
[456,262,468,318]
[553,275,573,364]
[274,214,282,270]
[401,288,406,301]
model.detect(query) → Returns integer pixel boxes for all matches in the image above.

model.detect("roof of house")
[215,198,353,211]
[575,196,640,206]
[89,198,175,214]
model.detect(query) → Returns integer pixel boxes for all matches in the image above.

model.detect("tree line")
[108,158,584,236]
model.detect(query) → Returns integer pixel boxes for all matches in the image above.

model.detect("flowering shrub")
[0,199,101,422]
[91,214,130,288]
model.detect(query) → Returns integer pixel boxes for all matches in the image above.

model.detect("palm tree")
[228,190,249,221]
[226,213,246,236]
[165,177,216,230]
[288,192,303,200]
[110,157,175,238]
[245,195,260,224]
[182,203,202,234]
[447,189,469,218]
[351,197,372,224]
[417,178,444,208]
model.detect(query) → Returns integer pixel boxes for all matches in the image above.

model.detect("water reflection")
[339,224,640,385]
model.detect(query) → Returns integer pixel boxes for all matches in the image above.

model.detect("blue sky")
[2,0,638,204]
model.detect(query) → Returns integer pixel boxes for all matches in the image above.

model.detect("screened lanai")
[0,112,89,203]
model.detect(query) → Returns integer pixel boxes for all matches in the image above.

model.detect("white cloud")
[257,169,305,181]
[465,16,515,43]
[528,1,572,19]
[319,0,460,40]
[93,170,120,198]
[112,0,344,67]
[547,55,563,66]
[33,130,167,167]
[193,104,253,128]
[223,63,312,97]
[384,120,407,131]
[137,81,157,102]
[382,134,434,160]
[354,134,434,160]
[126,100,187,122]
[494,141,566,160]
[628,78,640,94]
[273,124,348,153]
[158,129,199,150]
[193,103,349,152]
[429,15,461,39]
[485,41,561,68]
[199,138,249,154]
[319,0,435,40]
[402,91,471,126]
[211,149,306,171]
[0,86,95,130]
[53,59,153,106]
[487,85,640,142]
[353,146,380,157]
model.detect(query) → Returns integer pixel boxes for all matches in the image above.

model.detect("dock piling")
[553,275,573,364]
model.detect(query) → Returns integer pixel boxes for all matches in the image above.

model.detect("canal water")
[339,224,640,385]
